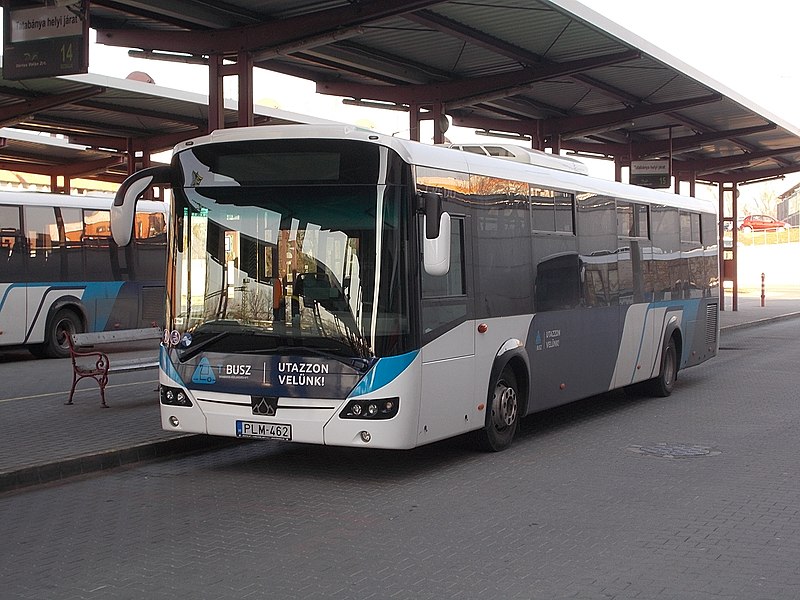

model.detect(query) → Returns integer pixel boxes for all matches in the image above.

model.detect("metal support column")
[208,51,255,131]
[432,101,446,145]
[551,134,561,155]
[719,181,739,311]
[237,50,254,128]
[208,54,225,133]
[409,103,421,142]
[50,175,69,194]
[614,157,623,183]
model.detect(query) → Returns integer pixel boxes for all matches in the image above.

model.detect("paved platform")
[1,292,799,493]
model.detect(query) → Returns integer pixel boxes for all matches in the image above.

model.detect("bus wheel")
[646,337,677,397]
[44,309,82,359]
[478,368,519,452]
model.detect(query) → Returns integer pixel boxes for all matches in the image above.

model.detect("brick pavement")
[0,294,798,493]
[2,317,800,599]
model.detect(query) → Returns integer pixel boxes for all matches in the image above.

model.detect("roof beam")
[564,124,779,159]
[406,9,551,67]
[57,156,128,178]
[288,42,452,87]
[78,99,207,129]
[698,164,800,184]
[451,96,730,146]
[686,145,800,175]
[65,129,203,153]
[91,0,262,29]
[0,155,125,178]
[0,87,105,128]
[548,94,722,139]
[96,0,445,56]
[317,50,639,105]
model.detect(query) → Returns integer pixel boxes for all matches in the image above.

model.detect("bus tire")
[43,308,83,359]
[646,336,677,397]
[477,367,519,452]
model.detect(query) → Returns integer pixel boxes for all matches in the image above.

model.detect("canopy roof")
[0,72,332,182]
[2,0,799,185]
[84,0,800,185]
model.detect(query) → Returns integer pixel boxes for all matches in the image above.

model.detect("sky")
[9,1,800,207]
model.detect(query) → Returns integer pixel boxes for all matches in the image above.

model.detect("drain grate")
[627,443,720,458]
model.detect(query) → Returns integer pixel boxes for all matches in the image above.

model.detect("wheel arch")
[487,340,530,418]
[43,296,88,334]
[662,319,683,375]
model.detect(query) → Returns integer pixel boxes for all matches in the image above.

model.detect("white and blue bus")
[0,191,167,357]
[111,124,718,451]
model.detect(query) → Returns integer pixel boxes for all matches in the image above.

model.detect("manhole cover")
[627,443,720,458]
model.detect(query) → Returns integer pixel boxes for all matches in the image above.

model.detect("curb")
[0,434,240,494]
[720,311,800,332]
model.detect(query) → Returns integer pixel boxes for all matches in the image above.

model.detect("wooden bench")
[66,327,162,408]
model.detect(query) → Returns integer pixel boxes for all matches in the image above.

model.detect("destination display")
[174,352,370,399]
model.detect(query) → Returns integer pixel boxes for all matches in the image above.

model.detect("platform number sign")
[2,1,89,80]
[630,160,671,189]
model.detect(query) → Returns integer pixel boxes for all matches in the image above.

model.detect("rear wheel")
[646,337,677,397]
[477,368,519,452]
[43,309,82,358]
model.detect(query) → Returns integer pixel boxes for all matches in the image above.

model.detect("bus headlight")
[160,385,193,407]
[339,397,399,420]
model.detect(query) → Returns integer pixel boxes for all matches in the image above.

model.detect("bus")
[111,124,718,451]
[0,191,167,358]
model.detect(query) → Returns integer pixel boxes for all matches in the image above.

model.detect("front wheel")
[646,337,677,397]
[43,309,82,358]
[477,368,519,452]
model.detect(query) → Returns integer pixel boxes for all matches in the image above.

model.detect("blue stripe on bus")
[635,299,702,372]
[1,280,128,335]
[349,350,418,397]
[79,281,125,330]
[160,345,183,384]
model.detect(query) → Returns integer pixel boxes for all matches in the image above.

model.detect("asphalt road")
[1,319,799,600]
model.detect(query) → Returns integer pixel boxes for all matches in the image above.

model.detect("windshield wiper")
[177,331,230,363]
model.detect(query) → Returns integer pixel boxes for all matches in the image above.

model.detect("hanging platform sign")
[2,1,89,80]
[630,160,671,189]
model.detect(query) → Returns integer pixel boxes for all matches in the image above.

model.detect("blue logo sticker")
[191,357,216,384]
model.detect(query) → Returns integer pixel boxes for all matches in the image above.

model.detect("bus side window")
[422,216,465,299]
[23,206,61,282]
[421,216,467,338]
[1,205,22,257]
[1,205,24,280]
[83,209,114,281]
[134,212,167,242]
[60,208,84,281]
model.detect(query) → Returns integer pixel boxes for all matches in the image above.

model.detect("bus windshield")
[170,140,413,360]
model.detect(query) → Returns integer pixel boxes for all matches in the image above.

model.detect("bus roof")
[172,124,716,216]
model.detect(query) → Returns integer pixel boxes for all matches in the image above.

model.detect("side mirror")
[422,191,442,239]
[111,166,172,246]
[423,212,451,276]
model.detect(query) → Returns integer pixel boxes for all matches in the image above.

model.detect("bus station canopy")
[85,0,800,185]
[2,0,800,186]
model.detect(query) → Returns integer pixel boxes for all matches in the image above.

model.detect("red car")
[738,215,791,232]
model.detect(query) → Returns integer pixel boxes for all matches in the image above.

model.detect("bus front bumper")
[160,392,418,450]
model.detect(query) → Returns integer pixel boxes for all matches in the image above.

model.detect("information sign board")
[2,1,89,80]
[630,160,671,189]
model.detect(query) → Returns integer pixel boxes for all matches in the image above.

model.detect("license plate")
[236,420,292,440]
